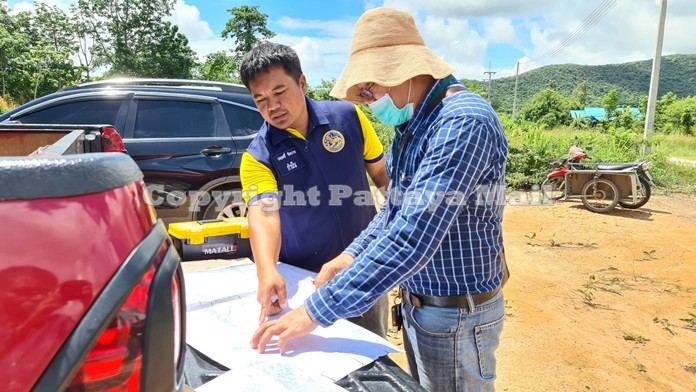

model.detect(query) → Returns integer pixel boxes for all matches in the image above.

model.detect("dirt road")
[386,193,696,391]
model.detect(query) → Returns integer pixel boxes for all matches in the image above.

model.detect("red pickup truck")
[0,124,186,392]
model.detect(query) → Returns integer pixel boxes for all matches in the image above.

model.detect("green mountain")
[465,53,696,114]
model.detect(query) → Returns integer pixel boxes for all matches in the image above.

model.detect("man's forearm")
[248,203,282,274]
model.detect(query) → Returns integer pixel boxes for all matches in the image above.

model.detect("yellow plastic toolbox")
[168,217,252,261]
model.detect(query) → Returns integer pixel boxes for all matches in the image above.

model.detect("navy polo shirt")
[242,97,382,272]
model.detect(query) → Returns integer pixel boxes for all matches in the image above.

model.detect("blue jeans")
[402,290,505,392]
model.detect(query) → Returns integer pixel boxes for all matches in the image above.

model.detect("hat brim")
[330,45,455,103]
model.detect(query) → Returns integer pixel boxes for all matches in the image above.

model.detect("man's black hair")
[240,42,304,89]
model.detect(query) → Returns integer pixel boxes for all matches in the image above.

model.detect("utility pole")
[512,61,520,120]
[483,61,496,103]
[643,0,668,155]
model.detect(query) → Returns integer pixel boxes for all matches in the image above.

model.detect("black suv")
[0,78,264,223]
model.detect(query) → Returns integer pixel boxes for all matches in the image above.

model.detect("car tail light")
[100,126,127,153]
[172,273,182,367]
[66,267,154,392]
[66,243,182,391]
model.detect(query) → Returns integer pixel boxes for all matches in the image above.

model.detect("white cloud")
[277,16,356,37]
[167,1,233,61]
[420,14,488,80]
[517,0,696,72]
[265,32,353,86]
[381,0,555,18]
[9,0,71,13]
[292,37,326,75]
[368,0,696,81]
[8,0,696,85]
[170,0,214,41]
[484,18,516,44]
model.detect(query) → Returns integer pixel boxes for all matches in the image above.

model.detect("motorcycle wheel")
[581,178,619,213]
[618,177,651,209]
[541,177,566,200]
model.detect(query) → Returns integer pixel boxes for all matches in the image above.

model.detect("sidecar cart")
[563,165,643,213]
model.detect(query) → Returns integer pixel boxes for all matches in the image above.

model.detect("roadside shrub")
[0,96,12,114]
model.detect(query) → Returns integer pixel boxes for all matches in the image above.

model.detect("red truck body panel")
[0,181,155,392]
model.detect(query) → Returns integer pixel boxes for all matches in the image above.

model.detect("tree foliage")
[466,54,696,115]
[571,80,588,109]
[602,89,618,119]
[520,88,572,128]
[195,51,241,83]
[76,0,195,78]
[0,5,27,98]
[658,96,696,135]
[306,78,337,101]
[221,5,275,59]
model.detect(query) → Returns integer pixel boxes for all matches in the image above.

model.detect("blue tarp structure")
[570,107,642,121]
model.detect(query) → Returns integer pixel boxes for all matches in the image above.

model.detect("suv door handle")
[201,146,233,157]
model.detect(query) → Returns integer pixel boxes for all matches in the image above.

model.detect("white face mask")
[368,81,414,126]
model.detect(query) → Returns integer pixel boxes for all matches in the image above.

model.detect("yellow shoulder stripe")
[241,152,278,204]
[355,105,383,161]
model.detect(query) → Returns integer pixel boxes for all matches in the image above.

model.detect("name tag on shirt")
[273,148,306,176]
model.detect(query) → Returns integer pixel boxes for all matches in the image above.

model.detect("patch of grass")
[579,275,597,304]
[655,133,696,160]
[524,230,538,244]
[653,317,676,335]
[547,234,563,247]
[636,363,647,373]
[680,304,696,331]
[623,331,648,344]
[501,126,696,193]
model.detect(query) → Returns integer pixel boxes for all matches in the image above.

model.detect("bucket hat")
[330,7,455,103]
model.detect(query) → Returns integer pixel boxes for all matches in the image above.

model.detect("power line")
[528,0,618,66]
[519,0,620,72]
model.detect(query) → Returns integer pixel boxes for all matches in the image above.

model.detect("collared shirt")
[306,77,508,326]
[241,97,383,272]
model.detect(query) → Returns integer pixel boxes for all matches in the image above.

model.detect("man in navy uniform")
[240,42,390,337]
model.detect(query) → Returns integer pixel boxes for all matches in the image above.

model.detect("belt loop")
[465,293,475,314]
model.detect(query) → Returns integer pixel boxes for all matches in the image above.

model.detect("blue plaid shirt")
[305,77,508,327]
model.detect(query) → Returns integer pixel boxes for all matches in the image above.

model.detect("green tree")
[69,3,102,81]
[137,21,196,79]
[196,51,241,83]
[654,92,678,131]
[18,3,79,98]
[221,5,275,60]
[0,5,26,98]
[306,78,337,101]
[662,96,696,135]
[571,80,588,109]
[76,0,195,78]
[602,89,618,120]
[520,88,571,128]
[464,81,487,98]
[615,107,636,130]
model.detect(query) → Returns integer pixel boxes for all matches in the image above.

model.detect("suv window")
[222,103,263,137]
[134,100,215,138]
[14,99,123,125]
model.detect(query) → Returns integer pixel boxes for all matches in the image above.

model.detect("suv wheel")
[197,185,247,221]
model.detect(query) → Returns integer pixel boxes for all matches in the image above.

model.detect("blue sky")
[8,0,696,87]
